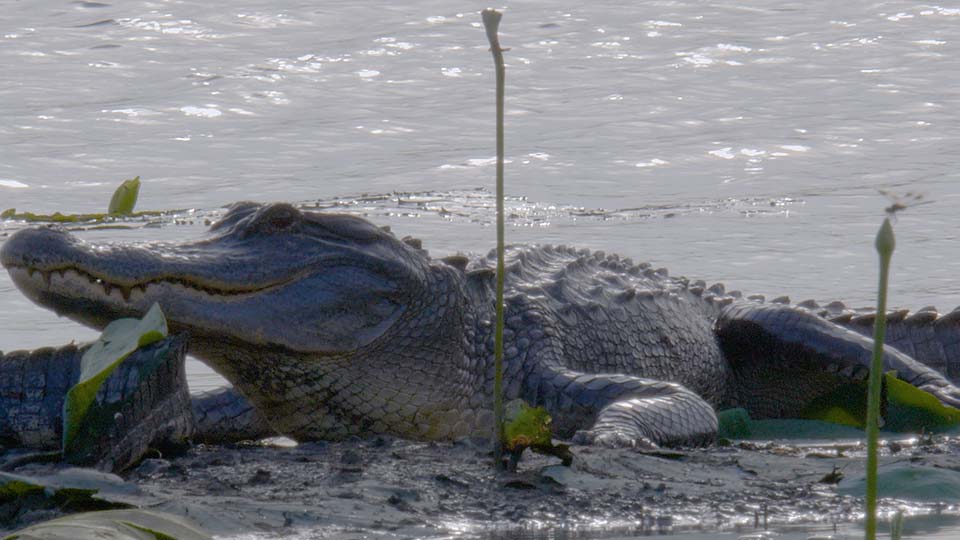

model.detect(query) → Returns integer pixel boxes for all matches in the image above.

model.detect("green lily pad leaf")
[884,372,960,431]
[800,371,960,432]
[0,469,136,528]
[108,177,141,215]
[717,408,870,440]
[3,509,210,540]
[63,304,168,453]
[717,408,752,439]
[800,379,871,428]
[503,399,552,452]
[0,478,44,503]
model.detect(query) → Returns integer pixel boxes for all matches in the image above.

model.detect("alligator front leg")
[525,367,717,448]
[717,303,960,417]
[190,387,277,443]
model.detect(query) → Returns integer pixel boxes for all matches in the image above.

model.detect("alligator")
[0,335,195,471]
[3,201,960,448]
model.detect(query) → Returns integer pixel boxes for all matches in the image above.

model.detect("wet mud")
[4,435,960,538]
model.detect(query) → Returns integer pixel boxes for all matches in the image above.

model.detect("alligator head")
[1,202,429,362]
[4,202,481,440]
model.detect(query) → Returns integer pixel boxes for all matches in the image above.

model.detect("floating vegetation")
[1,176,177,227]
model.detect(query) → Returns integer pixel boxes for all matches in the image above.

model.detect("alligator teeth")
[120,286,132,302]
[41,271,52,287]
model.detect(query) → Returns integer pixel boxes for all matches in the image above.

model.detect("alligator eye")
[260,204,301,231]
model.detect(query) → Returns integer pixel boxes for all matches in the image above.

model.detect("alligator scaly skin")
[0,335,195,470]
[3,202,960,447]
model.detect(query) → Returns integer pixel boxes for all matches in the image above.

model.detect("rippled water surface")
[2,1,960,378]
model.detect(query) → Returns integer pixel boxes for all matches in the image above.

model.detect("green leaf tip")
[62,304,168,454]
[121,522,179,540]
[108,176,141,215]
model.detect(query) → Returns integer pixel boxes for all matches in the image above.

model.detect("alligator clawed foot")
[572,429,657,450]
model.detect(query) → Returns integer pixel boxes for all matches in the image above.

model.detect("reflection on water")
[473,513,960,539]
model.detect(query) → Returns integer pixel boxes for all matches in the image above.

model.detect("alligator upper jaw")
[0,226,296,295]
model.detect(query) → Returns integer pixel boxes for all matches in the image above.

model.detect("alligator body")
[3,202,960,447]
[0,335,195,471]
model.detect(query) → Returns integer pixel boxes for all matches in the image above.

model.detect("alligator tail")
[829,307,960,384]
[0,344,83,449]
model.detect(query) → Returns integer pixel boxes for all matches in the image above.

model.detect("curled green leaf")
[108,177,141,215]
[62,304,168,454]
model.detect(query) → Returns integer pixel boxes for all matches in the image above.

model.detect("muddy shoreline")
[5,435,960,539]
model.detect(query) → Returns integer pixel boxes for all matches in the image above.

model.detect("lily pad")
[837,463,960,501]
[717,408,866,440]
[3,509,210,540]
[0,209,169,224]
[62,305,168,454]
[719,371,960,440]
[800,371,960,432]
[503,399,552,452]
[0,469,136,529]
[108,177,141,215]
[884,372,960,431]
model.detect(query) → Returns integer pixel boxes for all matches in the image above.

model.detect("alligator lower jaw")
[6,264,271,305]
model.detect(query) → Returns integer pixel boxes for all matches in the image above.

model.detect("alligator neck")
[190,263,484,441]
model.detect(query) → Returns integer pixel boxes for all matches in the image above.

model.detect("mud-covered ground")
[4,436,960,539]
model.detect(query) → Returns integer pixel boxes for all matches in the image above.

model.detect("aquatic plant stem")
[865,218,895,540]
[481,8,507,470]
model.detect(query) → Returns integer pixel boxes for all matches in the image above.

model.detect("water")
[2,0,960,347]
